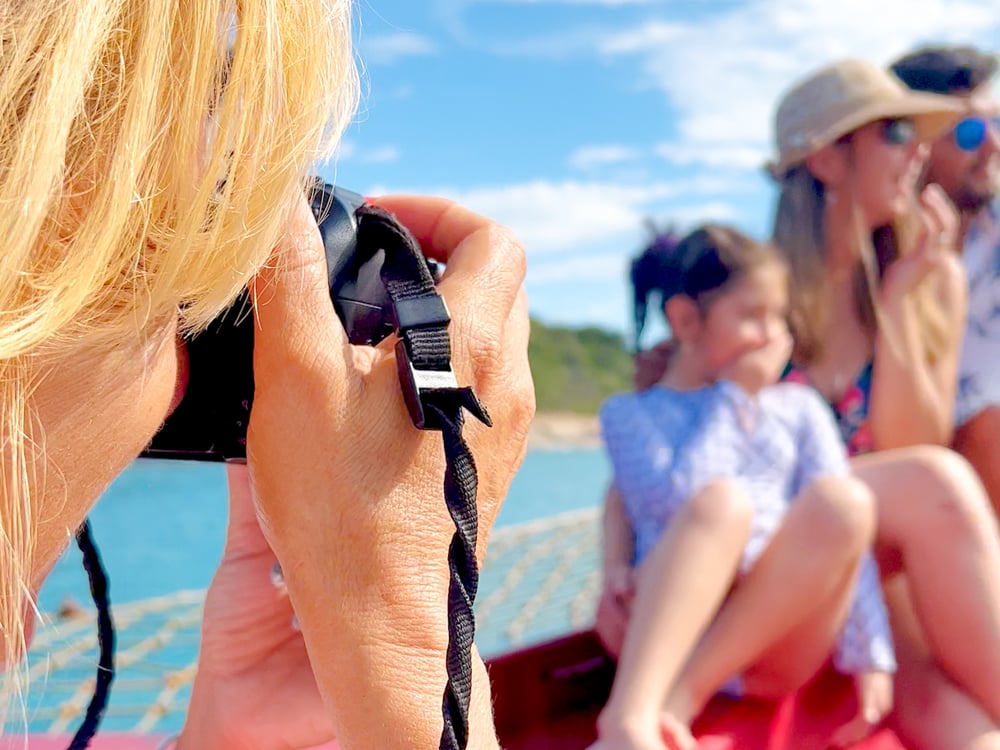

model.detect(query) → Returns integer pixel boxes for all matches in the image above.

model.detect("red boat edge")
[487,629,907,750]
[23,629,906,749]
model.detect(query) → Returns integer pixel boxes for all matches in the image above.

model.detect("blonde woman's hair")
[0,0,358,716]
[772,163,949,367]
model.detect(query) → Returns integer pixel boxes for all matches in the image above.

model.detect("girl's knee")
[683,478,754,533]
[800,475,876,553]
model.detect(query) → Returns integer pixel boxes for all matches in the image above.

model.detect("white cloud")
[360,146,402,164]
[434,178,749,256]
[504,0,652,4]
[334,141,402,164]
[600,0,1000,163]
[446,181,672,255]
[362,31,438,66]
[568,145,641,170]
[528,253,627,284]
[664,201,745,228]
[655,142,768,172]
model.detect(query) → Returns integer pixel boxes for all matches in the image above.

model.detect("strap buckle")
[395,339,461,431]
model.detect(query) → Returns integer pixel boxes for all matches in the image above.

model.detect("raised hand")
[245,194,534,749]
[880,184,959,304]
[718,327,793,396]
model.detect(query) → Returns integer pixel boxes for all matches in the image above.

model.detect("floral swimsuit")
[782,362,875,456]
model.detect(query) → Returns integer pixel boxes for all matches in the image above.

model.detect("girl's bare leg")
[595,479,753,750]
[854,446,1000,723]
[885,576,1000,750]
[665,475,875,723]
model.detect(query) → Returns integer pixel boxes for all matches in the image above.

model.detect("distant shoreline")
[527,411,601,451]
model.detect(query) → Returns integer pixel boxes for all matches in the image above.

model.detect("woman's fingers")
[223,462,272,558]
[369,195,526,312]
[251,195,349,376]
[920,184,959,249]
[370,195,529,399]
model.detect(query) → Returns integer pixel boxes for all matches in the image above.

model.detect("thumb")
[251,194,347,358]
[223,460,271,558]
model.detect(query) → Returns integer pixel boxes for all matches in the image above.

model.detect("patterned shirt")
[956,200,1000,426]
[600,381,896,676]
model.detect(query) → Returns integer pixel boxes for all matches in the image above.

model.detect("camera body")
[140,181,397,461]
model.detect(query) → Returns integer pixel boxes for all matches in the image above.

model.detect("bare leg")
[885,576,1000,750]
[594,479,753,750]
[953,406,1000,519]
[665,475,875,723]
[854,446,1000,724]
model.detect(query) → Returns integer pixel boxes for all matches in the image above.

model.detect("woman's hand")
[245,194,534,749]
[869,182,966,449]
[880,184,959,304]
[178,464,334,750]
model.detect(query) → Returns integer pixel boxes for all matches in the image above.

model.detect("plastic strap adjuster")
[395,339,459,430]
[394,295,451,331]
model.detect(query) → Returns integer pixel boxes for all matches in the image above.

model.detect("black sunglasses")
[878,118,917,147]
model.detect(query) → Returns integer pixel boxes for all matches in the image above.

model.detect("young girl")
[591,225,893,750]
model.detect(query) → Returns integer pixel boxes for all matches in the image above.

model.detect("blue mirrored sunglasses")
[954,116,1000,152]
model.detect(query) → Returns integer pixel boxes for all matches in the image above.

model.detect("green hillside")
[528,318,634,414]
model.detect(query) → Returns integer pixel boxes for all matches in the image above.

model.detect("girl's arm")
[602,484,634,580]
[594,484,636,658]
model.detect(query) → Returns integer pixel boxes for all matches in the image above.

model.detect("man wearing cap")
[892,46,1000,514]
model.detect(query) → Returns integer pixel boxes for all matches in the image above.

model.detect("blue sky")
[320,0,1000,341]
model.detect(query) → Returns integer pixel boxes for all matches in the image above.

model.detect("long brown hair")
[772,163,948,367]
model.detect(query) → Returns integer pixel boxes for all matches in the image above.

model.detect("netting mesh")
[16,509,601,735]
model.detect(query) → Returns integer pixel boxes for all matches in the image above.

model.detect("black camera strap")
[357,205,491,750]
[69,520,115,750]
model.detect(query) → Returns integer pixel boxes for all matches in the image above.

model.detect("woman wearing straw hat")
[770,58,1000,750]
[594,59,1000,749]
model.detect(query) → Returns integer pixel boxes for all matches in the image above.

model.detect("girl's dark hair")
[630,223,781,351]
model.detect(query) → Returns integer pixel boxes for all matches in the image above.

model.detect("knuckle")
[468,328,506,380]
[486,223,527,283]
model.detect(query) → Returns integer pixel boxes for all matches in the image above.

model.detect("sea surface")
[38,448,611,612]
[20,448,609,735]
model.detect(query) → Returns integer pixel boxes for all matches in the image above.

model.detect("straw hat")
[768,58,963,178]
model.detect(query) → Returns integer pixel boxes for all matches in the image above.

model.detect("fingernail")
[270,562,286,593]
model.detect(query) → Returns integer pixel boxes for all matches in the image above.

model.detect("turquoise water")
[38,448,611,612]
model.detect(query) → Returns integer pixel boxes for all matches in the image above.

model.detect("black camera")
[140,180,407,462]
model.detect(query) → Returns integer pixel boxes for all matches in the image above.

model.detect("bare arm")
[602,484,634,579]
[594,484,636,658]
[870,250,966,448]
